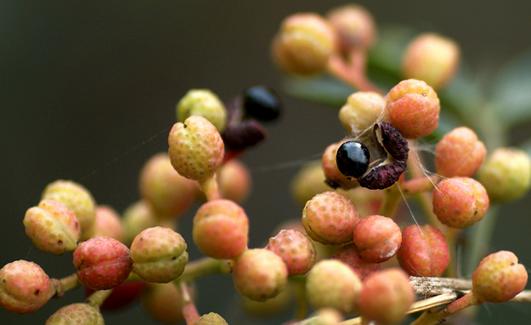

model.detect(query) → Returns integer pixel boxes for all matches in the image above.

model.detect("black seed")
[242,86,281,122]
[222,120,267,151]
[336,141,370,178]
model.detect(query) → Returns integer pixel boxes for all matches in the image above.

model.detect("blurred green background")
[0,1,530,324]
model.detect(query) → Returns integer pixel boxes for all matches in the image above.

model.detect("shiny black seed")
[336,141,370,178]
[243,86,281,122]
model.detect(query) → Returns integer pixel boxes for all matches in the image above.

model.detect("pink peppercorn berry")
[352,215,402,263]
[266,229,316,275]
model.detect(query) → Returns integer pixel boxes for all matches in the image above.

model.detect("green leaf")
[283,75,354,108]
[491,50,531,125]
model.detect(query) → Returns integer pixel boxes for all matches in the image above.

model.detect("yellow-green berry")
[435,127,486,177]
[338,91,386,134]
[42,180,96,239]
[291,161,330,206]
[196,312,229,325]
[479,148,531,202]
[93,205,123,242]
[327,4,376,52]
[23,199,80,254]
[306,260,362,313]
[168,116,224,182]
[121,201,157,245]
[177,89,227,132]
[131,227,188,283]
[46,303,104,325]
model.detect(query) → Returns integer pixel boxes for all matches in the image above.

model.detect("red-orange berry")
[397,225,450,276]
[435,127,486,177]
[332,244,380,280]
[267,229,316,275]
[432,177,489,228]
[302,191,360,244]
[352,215,401,263]
[93,205,123,241]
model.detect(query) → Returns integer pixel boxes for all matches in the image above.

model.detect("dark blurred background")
[1,1,530,324]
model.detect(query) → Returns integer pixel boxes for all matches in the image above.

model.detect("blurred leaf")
[491,50,531,125]
[368,25,415,76]
[283,75,354,108]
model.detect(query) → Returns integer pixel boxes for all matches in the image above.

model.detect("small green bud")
[46,303,104,325]
[196,312,229,325]
[177,89,227,132]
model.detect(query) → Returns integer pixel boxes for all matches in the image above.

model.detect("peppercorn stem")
[178,257,231,283]
[379,183,402,218]
[52,273,79,297]
[87,289,112,308]
[348,49,383,94]
[200,174,221,201]
[180,282,200,325]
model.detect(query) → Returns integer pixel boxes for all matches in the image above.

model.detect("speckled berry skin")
[403,33,460,89]
[267,229,316,275]
[302,191,360,244]
[42,180,96,239]
[397,225,449,276]
[322,142,359,189]
[386,79,440,138]
[46,303,104,325]
[141,283,187,324]
[352,215,401,263]
[0,260,54,314]
[218,159,251,203]
[131,227,188,283]
[168,115,225,182]
[327,5,375,52]
[122,201,157,245]
[435,127,486,177]
[338,92,385,133]
[233,249,288,301]
[73,237,132,290]
[23,199,80,254]
[358,269,414,324]
[193,199,249,259]
[196,312,229,325]
[432,177,489,228]
[472,251,528,303]
[332,245,380,280]
[479,148,531,202]
[93,205,123,241]
[139,153,198,219]
[177,89,227,131]
[272,13,337,75]
[306,260,362,313]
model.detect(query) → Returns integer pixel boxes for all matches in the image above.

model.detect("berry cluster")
[2,3,531,325]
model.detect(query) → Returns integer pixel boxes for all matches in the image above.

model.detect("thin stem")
[200,174,221,201]
[52,273,79,297]
[445,228,460,278]
[87,290,112,307]
[178,257,231,283]
[379,183,402,218]
[180,282,200,325]
[348,49,383,94]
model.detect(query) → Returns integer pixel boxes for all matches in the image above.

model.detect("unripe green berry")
[403,33,460,89]
[435,127,486,177]
[193,199,249,259]
[327,4,376,52]
[93,205,123,242]
[73,237,132,290]
[322,142,359,189]
[397,225,449,276]
[358,269,414,324]
[332,244,380,280]
[0,260,54,313]
[432,177,489,228]
[23,199,80,254]
[302,191,360,244]
[472,250,528,303]
[140,153,198,219]
[267,229,316,275]
[386,79,440,138]
[42,180,96,239]
[233,249,288,301]
[479,148,531,202]
[306,260,362,313]
[291,161,330,206]
[141,282,188,324]
[131,227,188,283]
[177,89,227,131]
[121,201,157,245]
[352,215,401,263]
[218,159,251,203]
[46,303,104,325]
[168,116,225,182]
[338,91,386,134]
[272,13,337,75]
[196,312,229,325]
[241,286,292,316]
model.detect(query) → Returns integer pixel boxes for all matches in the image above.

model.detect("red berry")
[352,215,401,263]
[267,229,316,275]
[397,225,450,276]
[73,237,132,290]
[93,205,123,241]
[332,244,380,280]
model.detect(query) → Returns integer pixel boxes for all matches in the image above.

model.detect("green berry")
[435,127,486,177]
[93,206,123,242]
[479,148,531,202]
[306,260,362,313]
[42,180,96,239]
[168,116,225,182]
[352,215,402,263]
[131,227,188,283]
[0,260,54,314]
[23,199,80,254]
[177,89,227,132]
[121,201,157,245]
[233,249,288,301]
[267,229,316,275]
[302,191,359,244]
[291,161,330,206]
[196,312,229,325]
[338,91,386,134]
[46,303,104,325]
